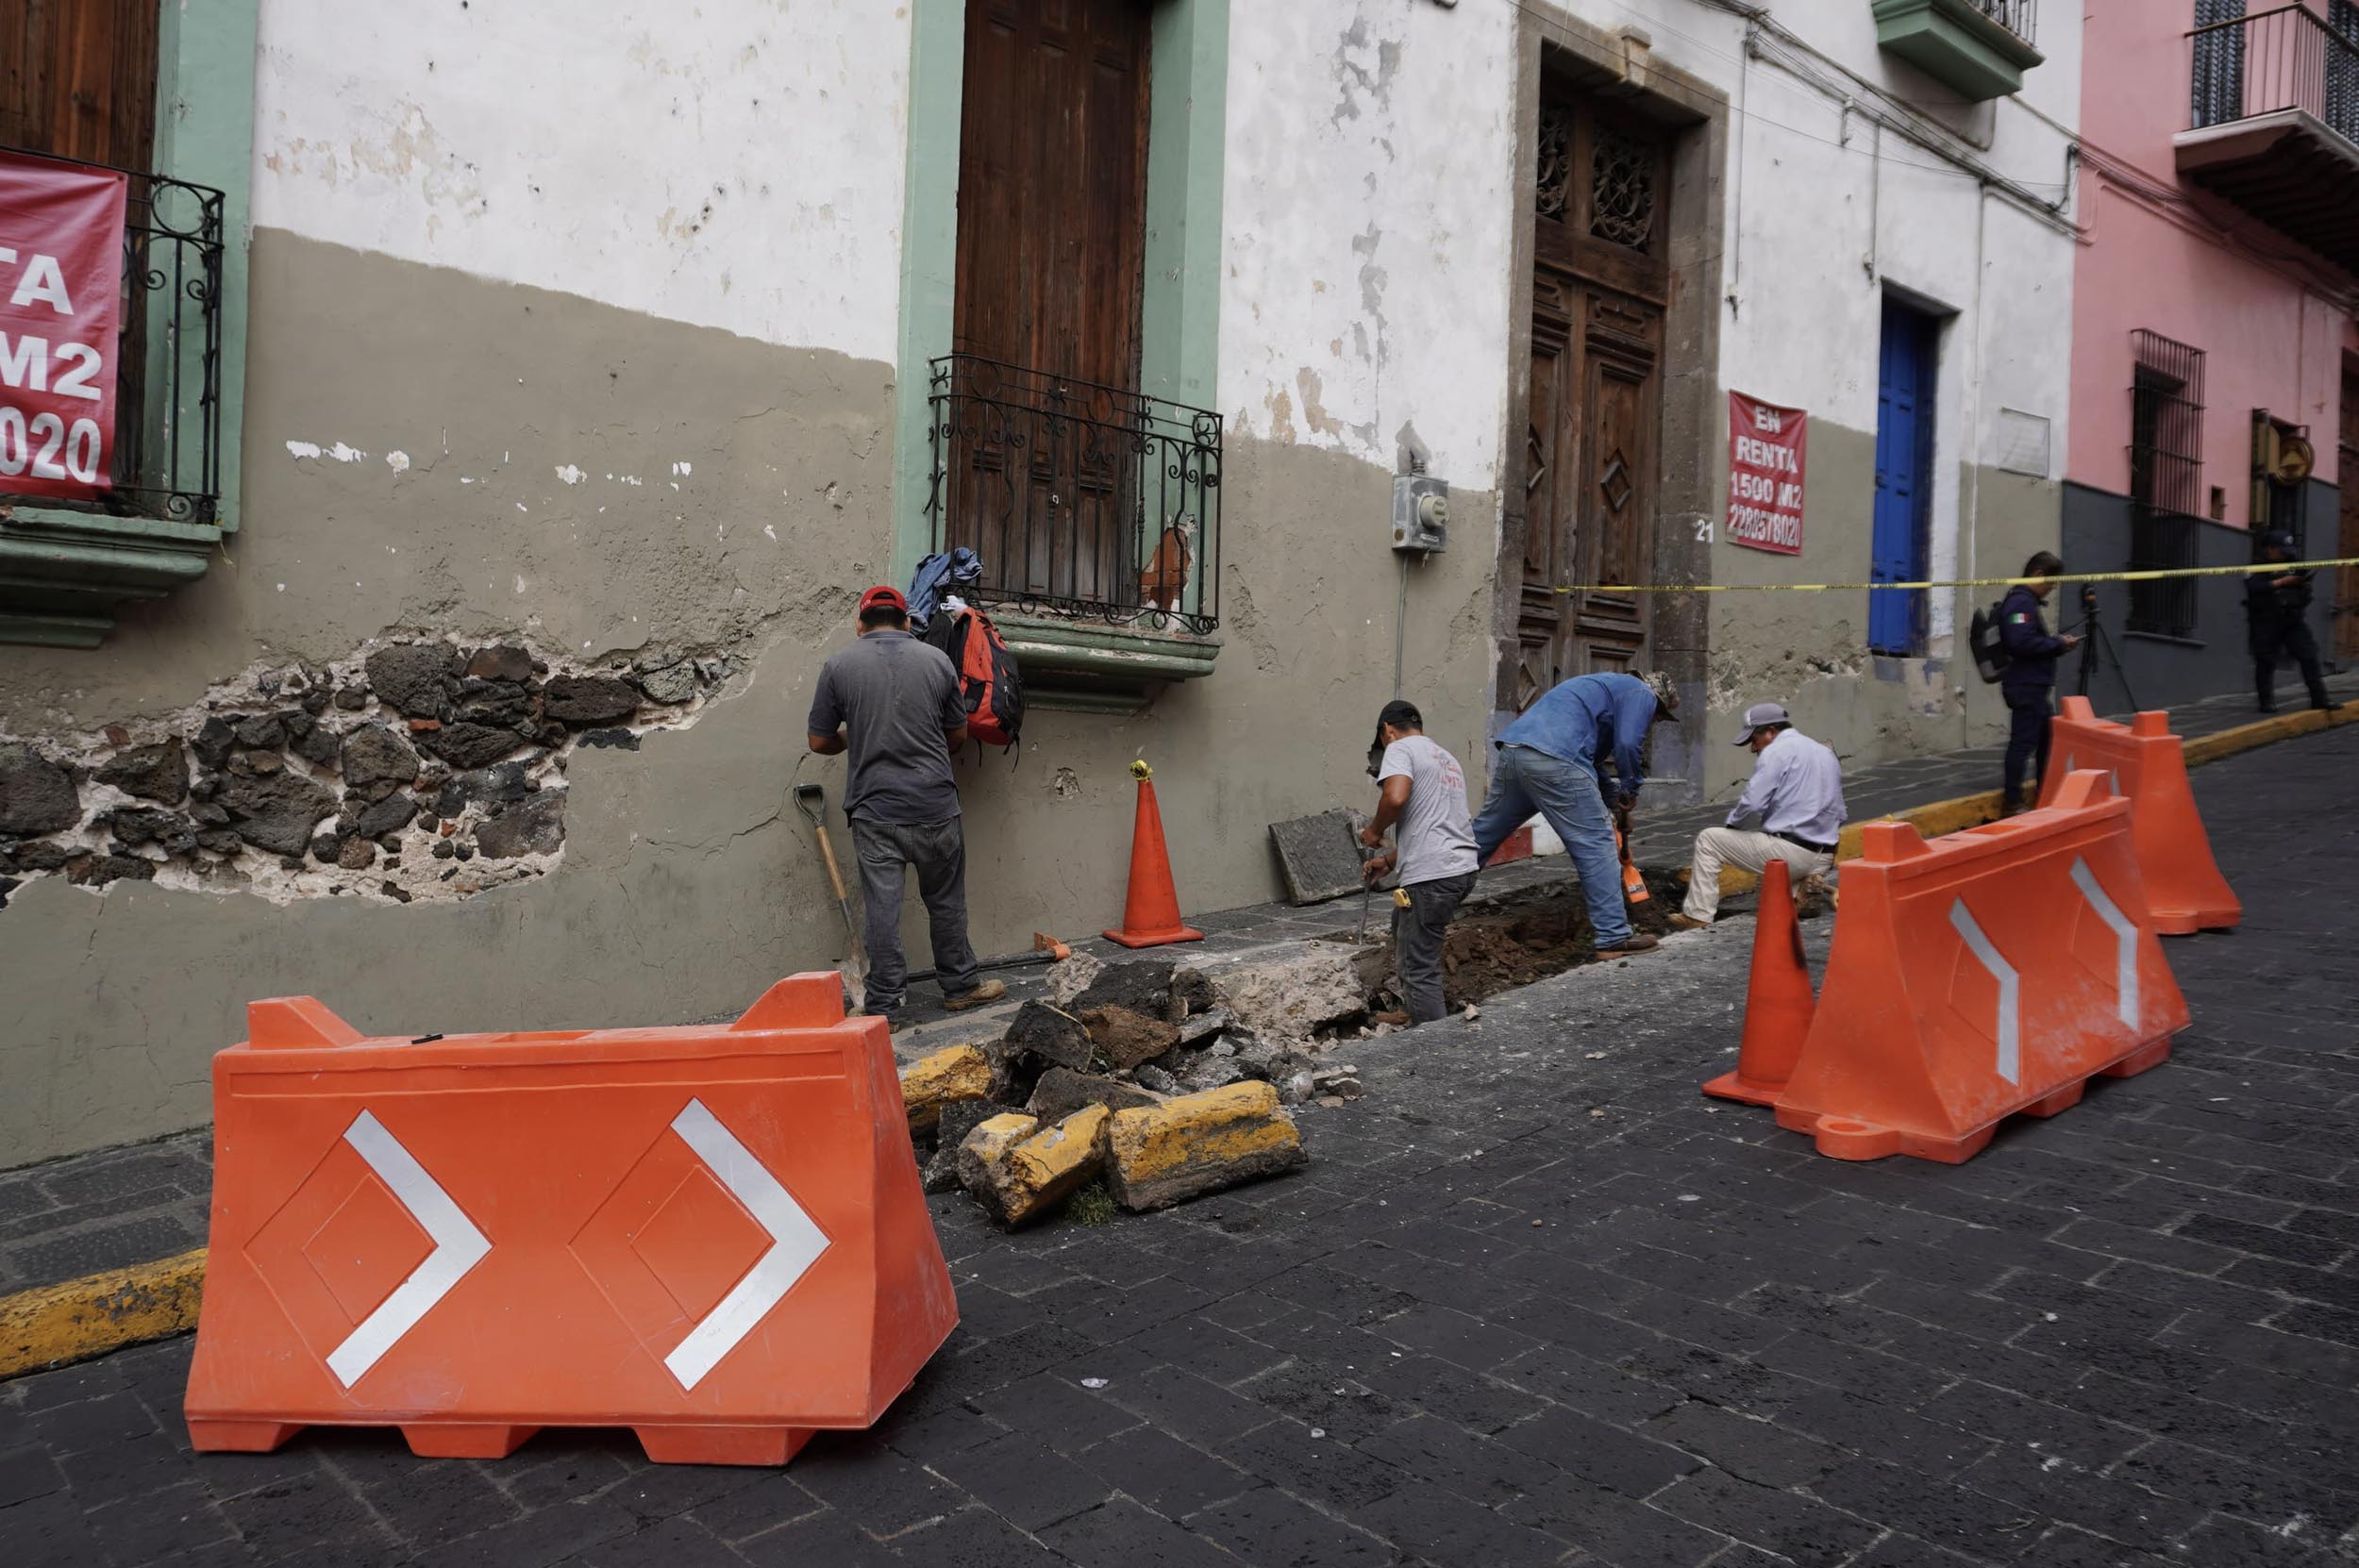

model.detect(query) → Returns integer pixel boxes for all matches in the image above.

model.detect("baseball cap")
[859,585,907,614]
[1732,701,1792,744]
[1642,670,1680,717]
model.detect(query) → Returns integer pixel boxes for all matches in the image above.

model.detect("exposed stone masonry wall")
[0,638,735,909]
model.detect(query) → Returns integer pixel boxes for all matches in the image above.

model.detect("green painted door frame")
[888,0,1229,582]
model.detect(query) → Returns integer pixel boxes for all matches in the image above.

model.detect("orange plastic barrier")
[1760,772,2189,1163]
[1701,859,1815,1107]
[183,976,957,1466]
[1105,762,1203,948]
[2035,696,2240,934]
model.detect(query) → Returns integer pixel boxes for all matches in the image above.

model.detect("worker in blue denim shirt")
[1997,550,2081,814]
[1470,670,1679,956]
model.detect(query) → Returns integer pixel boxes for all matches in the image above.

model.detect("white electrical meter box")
[1392,474,1448,554]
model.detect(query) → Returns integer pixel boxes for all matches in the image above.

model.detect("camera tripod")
[2071,584,2140,713]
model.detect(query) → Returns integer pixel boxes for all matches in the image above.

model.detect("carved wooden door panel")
[1507,86,1669,707]
[949,0,1150,609]
[1514,313,1577,712]
[1569,293,1662,675]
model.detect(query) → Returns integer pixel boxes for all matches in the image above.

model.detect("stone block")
[365,643,457,718]
[1001,1000,1095,1072]
[1027,1067,1162,1122]
[1269,809,1364,905]
[93,741,188,804]
[1072,959,1177,1017]
[1079,1005,1180,1071]
[899,1044,992,1134]
[924,1099,1005,1193]
[1046,950,1105,1008]
[962,1106,1111,1226]
[475,792,565,859]
[1182,943,1370,1043]
[1106,1082,1307,1212]
[219,770,337,856]
[0,743,79,835]
[544,675,640,725]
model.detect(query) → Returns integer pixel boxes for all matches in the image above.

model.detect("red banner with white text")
[1726,391,1807,556]
[0,152,128,501]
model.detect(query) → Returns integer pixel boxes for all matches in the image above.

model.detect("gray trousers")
[850,816,980,1014]
[1392,870,1476,1025]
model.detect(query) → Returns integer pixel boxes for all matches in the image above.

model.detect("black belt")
[1774,830,1836,855]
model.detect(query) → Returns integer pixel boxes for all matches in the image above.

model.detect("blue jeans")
[1470,744,1631,947]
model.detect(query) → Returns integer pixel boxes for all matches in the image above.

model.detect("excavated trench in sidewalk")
[1315,866,1831,1016]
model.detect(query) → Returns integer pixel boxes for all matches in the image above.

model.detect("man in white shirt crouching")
[1668,702,1845,930]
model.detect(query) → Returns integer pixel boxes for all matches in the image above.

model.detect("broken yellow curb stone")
[0,1247,208,1379]
[960,1106,1110,1226]
[1108,1081,1307,1212]
[898,1043,992,1134]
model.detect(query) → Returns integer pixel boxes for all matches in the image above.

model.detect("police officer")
[1997,551,2081,815]
[2246,531,2332,714]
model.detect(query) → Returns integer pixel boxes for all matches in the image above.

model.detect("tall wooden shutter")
[1,0,159,169]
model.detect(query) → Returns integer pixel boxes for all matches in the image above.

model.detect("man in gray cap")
[1667,702,1845,930]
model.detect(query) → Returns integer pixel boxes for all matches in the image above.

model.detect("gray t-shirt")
[1379,735,1478,885]
[806,631,965,825]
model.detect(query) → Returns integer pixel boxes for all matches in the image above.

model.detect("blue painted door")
[1871,298,1935,655]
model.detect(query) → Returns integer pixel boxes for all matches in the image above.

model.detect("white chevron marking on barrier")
[2070,857,2139,1030]
[1949,900,2020,1085]
[663,1098,832,1391]
[327,1110,494,1388]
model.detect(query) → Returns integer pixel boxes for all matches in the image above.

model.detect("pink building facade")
[2067,0,2358,707]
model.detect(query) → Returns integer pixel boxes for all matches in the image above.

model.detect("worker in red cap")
[807,585,1005,1026]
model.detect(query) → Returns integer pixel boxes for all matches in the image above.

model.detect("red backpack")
[924,604,1024,750]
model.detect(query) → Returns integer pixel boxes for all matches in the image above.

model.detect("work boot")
[942,977,1008,1011]
[1597,934,1661,955]
[1666,913,1710,931]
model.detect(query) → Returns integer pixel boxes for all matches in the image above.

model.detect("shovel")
[792,783,868,996]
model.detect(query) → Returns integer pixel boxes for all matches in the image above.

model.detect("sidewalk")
[1,674,2351,1306]
[2,712,2356,1562]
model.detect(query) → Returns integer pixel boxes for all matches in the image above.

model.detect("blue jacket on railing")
[905,547,983,632]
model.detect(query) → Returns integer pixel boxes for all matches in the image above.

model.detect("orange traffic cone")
[1701,859,1815,1107]
[1104,760,1203,948]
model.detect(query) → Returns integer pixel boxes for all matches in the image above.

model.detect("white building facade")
[0,0,2081,1159]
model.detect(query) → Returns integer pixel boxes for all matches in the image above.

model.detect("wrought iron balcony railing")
[927,354,1221,636]
[0,147,225,526]
[1972,0,2037,48]
[2189,4,2359,144]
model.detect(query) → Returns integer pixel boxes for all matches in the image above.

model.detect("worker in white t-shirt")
[1358,699,1480,1024]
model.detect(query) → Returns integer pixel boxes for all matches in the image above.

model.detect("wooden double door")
[1509,90,1670,712]
[947,0,1151,609]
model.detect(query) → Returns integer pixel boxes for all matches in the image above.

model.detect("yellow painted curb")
[0,1247,208,1379]
[1707,698,2355,900]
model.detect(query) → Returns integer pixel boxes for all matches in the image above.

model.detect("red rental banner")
[0,152,128,502]
[1726,391,1807,556]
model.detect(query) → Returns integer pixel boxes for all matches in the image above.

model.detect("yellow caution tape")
[1551,556,2359,595]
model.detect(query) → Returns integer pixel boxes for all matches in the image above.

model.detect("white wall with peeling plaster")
[1219,0,1517,490]
[249,0,912,361]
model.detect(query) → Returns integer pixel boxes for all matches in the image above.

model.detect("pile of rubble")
[895,951,1377,1227]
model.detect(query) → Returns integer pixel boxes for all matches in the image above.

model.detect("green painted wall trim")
[1141,0,1228,414]
[889,0,970,584]
[889,0,1229,583]
[154,0,259,534]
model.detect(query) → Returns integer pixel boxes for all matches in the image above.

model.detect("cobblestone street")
[6,722,2358,1567]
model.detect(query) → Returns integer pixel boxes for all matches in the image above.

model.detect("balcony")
[1872,0,2043,102]
[2175,5,2359,275]
[0,149,226,647]
[927,355,1222,711]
